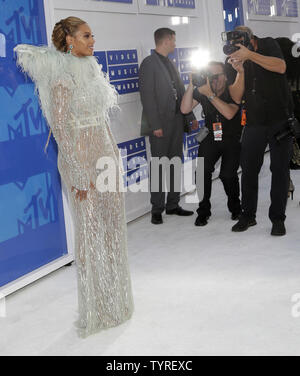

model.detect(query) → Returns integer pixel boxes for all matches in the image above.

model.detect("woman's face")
[68,23,95,57]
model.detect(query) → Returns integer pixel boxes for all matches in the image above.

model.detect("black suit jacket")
[139,52,196,136]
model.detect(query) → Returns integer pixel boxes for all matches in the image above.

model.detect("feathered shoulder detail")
[14,44,116,92]
[14,44,64,85]
[14,44,118,127]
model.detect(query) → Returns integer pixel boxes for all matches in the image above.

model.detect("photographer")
[226,26,293,236]
[181,61,242,226]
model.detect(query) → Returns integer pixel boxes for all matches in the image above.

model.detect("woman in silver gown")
[14,17,134,338]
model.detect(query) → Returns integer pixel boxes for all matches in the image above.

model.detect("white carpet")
[1,155,300,356]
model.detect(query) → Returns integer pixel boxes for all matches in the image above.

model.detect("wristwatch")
[208,94,217,102]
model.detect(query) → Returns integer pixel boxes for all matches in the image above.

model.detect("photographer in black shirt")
[181,61,242,226]
[226,26,293,236]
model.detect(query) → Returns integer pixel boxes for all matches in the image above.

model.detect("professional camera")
[192,69,211,88]
[275,117,300,142]
[221,30,251,55]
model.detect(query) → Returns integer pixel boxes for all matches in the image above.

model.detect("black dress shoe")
[195,215,209,227]
[151,213,163,225]
[231,212,241,221]
[166,207,194,216]
[271,221,286,236]
[232,216,257,232]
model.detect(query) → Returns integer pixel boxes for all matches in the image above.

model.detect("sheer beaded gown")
[14,45,134,338]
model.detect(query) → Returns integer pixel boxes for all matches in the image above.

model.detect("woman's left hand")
[71,186,88,201]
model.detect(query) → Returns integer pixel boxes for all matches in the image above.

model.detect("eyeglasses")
[209,73,225,81]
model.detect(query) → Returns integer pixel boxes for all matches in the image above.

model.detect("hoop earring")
[68,44,73,54]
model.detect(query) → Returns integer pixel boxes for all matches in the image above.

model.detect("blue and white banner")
[223,0,244,31]
[92,0,133,3]
[118,137,148,188]
[95,49,139,95]
[146,0,195,9]
[0,0,67,288]
[247,0,298,17]
[276,0,298,17]
[151,46,198,85]
[184,121,204,162]
[247,0,272,15]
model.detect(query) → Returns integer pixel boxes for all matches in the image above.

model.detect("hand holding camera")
[222,30,252,55]
[191,69,210,88]
[229,43,252,62]
[227,57,245,73]
[222,31,252,74]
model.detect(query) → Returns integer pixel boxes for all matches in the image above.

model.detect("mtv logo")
[0,33,24,96]
[0,33,6,58]
[0,293,6,318]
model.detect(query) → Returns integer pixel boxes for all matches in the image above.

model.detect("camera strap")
[282,87,294,120]
[248,60,257,96]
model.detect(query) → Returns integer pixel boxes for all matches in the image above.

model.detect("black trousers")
[197,136,241,217]
[240,124,293,222]
[149,113,184,214]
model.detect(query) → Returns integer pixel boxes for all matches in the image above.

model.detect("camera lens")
[223,44,240,55]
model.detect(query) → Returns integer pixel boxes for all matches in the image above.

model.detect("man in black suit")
[139,28,197,225]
